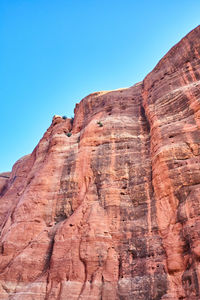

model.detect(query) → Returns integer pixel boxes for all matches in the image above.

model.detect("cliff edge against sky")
[0,26,200,299]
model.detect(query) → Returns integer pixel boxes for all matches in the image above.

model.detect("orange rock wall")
[0,26,200,299]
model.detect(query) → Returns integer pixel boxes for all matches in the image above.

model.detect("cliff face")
[0,26,200,299]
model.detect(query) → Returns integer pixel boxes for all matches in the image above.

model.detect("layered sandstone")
[0,26,200,299]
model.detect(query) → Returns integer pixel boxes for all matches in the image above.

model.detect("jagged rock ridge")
[0,26,200,299]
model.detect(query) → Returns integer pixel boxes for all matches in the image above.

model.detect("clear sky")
[0,0,199,172]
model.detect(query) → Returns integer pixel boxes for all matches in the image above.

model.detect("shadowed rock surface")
[0,26,200,299]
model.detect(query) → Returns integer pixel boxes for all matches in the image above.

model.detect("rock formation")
[0,26,200,299]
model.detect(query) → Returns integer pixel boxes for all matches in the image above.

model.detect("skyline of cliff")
[0,25,200,299]
[1,0,199,172]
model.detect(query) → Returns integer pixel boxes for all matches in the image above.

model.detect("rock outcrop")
[0,173,10,196]
[0,26,200,299]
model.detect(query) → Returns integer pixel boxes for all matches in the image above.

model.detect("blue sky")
[0,0,199,172]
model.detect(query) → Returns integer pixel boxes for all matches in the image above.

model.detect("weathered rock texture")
[0,173,10,196]
[0,26,200,299]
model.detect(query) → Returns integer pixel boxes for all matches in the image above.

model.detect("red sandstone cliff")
[0,26,200,299]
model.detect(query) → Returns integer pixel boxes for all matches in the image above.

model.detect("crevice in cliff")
[0,182,9,198]
[90,145,110,208]
[44,233,56,272]
[100,275,104,300]
[140,105,151,134]
[93,169,102,206]
[43,226,62,300]
[54,150,77,225]
[118,255,123,278]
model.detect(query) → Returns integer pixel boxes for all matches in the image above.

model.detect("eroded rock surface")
[0,26,200,299]
[0,173,10,197]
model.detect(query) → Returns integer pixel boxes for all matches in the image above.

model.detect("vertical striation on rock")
[0,26,200,299]
[142,25,200,299]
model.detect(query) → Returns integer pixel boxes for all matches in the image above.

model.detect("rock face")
[0,26,200,299]
[0,173,10,196]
